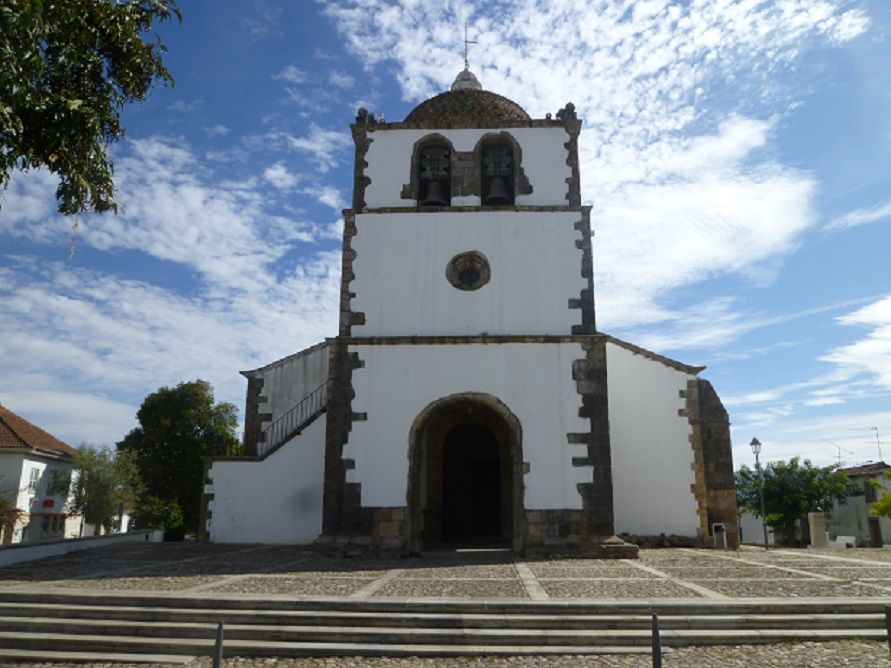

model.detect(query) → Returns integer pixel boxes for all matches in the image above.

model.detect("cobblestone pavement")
[3,545,891,665]
[5,543,891,600]
[2,642,889,668]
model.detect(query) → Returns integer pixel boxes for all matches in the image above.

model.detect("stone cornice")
[346,205,592,216]
[332,334,705,375]
[351,119,573,133]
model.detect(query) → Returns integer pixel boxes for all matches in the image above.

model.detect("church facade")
[203,70,739,554]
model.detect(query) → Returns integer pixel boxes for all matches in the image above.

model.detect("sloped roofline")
[841,461,890,477]
[240,340,328,379]
[0,404,75,458]
[604,334,706,375]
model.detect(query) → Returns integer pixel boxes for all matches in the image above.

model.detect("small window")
[865,481,878,503]
[446,251,491,291]
[28,468,40,492]
[49,470,71,496]
[481,143,514,205]
[418,144,450,206]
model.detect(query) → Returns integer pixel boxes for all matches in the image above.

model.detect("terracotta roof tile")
[841,461,890,478]
[0,405,75,457]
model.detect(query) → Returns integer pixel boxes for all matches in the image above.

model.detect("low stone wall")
[0,529,163,567]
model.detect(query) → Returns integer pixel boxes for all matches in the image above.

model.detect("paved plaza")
[5,542,891,600]
[2,543,891,666]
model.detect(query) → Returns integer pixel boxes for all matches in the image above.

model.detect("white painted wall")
[739,510,776,546]
[0,530,163,568]
[364,127,571,208]
[351,211,584,336]
[828,475,891,546]
[345,343,591,509]
[209,414,326,544]
[0,452,25,508]
[606,342,701,537]
[248,343,328,425]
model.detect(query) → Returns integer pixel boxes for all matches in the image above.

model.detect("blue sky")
[1,0,890,472]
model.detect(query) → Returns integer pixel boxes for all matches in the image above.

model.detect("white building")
[828,462,891,546]
[0,405,78,544]
[205,69,738,554]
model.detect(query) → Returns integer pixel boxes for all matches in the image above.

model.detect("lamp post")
[750,437,769,549]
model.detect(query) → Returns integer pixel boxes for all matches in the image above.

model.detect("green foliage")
[118,380,239,535]
[736,457,851,544]
[0,477,21,530]
[48,468,72,495]
[870,473,891,520]
[0,0,180,214]
[71,444,139,532]
[136,495,184,531]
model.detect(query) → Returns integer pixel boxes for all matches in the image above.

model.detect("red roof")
[841,461,891,478]
[0,405,75,457]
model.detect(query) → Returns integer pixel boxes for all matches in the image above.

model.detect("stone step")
[0,648,193,664]
[2,589,888,616]
[0,616,881,645]
[0,605,881,631]
[0,629,884,657]
[0,642,656,665]
[0,632,651,657]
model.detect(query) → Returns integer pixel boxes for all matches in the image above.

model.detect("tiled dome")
[404,69,530,127]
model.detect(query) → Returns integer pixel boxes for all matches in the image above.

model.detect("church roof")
[0,404,75,457]
[404,68,530,128]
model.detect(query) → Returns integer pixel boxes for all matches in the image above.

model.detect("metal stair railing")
[258,382,327,457]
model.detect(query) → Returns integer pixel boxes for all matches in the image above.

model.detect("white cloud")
[826,199,891,231]
[274,64,309,84]
[243,1,282,40]
[304,184,345,211]
[328,70,355,89]
[204,124,231,138]
[823,296,891,390]
[730,408,891,468]
[0,168,58,226]
[0,249,341,443]
[0,390,138,447]
[279,124,352,173]
[825,9,871,44]
[166,99,203,113]
[263,162,301,190]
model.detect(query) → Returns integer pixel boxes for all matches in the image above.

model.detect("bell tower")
[211,64,738,553]
[322,67,634,556]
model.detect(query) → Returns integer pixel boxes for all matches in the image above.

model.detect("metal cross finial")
[463,21,477,70]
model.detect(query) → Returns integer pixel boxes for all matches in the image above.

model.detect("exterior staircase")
[0,589,885,662]
[256,381,327,458]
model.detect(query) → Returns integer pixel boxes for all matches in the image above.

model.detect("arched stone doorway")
[406,393,524,553]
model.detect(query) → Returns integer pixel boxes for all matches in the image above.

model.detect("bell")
[483,176,511,205]
[421,180,448,206]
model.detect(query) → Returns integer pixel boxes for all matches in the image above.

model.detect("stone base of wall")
[525,542,639,559]
[523,509,639,558]
[316,507,406,555]
[618,533,699,549]
[318,506,639,558]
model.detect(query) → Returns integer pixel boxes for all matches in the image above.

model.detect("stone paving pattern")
[6,543,891,599]
[4,544,891,665]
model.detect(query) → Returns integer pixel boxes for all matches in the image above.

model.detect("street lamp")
[750,437,769,549]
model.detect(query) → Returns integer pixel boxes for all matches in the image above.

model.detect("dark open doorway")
[441,424,502,541]
[407,394,524,554]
